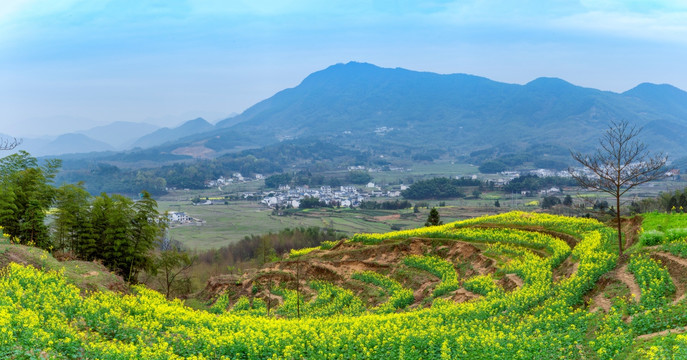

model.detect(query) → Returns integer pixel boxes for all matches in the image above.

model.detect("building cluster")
[205,173,264,188]
[166,211,203,226]
[260,185,401,209]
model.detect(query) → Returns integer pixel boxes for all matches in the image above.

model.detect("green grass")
[641,212,687,232]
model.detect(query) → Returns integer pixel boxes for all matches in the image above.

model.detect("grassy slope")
[0,242,126,294]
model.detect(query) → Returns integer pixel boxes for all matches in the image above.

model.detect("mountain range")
[167,62,687,161]
[10,62,687,162]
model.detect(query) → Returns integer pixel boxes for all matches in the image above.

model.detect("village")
[181,166,681,217]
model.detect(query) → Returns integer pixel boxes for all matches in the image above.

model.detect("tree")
[152,247,196,299]
[494,200,500,207]
[53,183,91,252]
[0,151,60,249]
[425,207,443,227]
[127,191,167,282]
[563,195,573,207]
[541,196,561,209]
[570,120,666,254]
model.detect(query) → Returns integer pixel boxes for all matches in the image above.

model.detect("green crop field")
[641,211,687,232]
[159,201,431,249]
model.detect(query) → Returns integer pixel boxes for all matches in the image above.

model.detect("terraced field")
[2,212,687,359]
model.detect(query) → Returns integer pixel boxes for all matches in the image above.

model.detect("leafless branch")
[0,137,21,151]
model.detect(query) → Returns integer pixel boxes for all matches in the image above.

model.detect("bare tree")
[0,137,21,151]
[152,249,196,299]
[570,120,666,254]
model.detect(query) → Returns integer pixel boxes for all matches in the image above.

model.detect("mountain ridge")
[20,62,687,159]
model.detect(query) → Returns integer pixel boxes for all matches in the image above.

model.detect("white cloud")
[554,9,687,44]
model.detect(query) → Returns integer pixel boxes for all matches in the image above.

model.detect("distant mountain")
[131,118,214,149]
[623,83,687,119]
[36,133,114,156]
[181,62,684,158]
[78,121,160,149]
[29,62,687,162]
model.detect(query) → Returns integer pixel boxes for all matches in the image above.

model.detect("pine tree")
[425,207,443,227]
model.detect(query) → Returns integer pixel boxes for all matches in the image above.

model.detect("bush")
[640,230,665,246]
[665,228,687,242]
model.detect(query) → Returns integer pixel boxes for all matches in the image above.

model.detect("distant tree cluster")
[298,196,330,209]
[265,173,293,188]
[264,170,373,189]
[472,144,570,172]
[346,171,373,184]
[666,190,687,213]
[359,199,412,210]
[541,196,561,209]
[478,160,506,174]
[401,177,479,199]
[503,175,577,193]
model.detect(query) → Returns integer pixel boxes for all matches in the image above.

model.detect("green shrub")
[639,230,664,246]
[665,228,687,242]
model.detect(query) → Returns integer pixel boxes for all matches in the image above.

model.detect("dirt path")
[616,264,642,303]
[651,252,687,304]
[505,273,524,288]
[374,214,401,221]
[591,292,613,313]
[636,326,687,340]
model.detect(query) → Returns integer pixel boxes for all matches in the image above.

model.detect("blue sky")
[1,0,686,136]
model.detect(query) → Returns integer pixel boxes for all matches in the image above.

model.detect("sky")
[1,0,687,137]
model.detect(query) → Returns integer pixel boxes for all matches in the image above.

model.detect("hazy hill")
[35,133,114,156]
[78,121,160,149]
[131,117,214,149]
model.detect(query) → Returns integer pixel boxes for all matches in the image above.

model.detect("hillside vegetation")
[2,212,687,359]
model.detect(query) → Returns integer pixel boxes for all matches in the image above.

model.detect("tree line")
[503,174,578,193]
[359,199,412,210]
[401,177,480,200]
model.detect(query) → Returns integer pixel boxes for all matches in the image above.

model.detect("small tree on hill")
[570,120,666,254]
[152,245,196,299]
[494,200,500,208]
[425,207,443,227]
